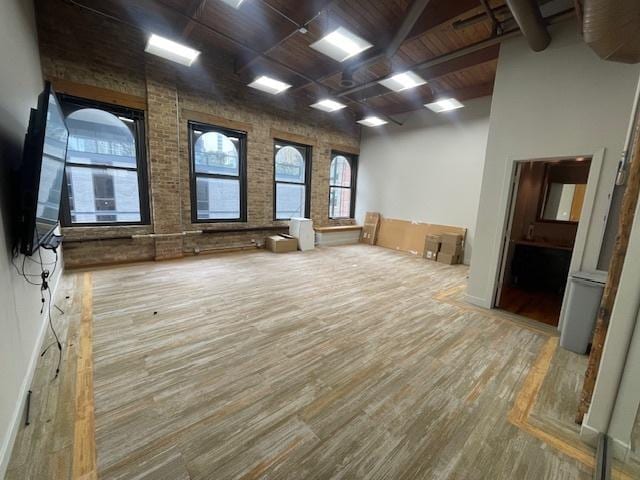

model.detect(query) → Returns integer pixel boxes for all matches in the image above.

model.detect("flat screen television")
[19,82,69,256]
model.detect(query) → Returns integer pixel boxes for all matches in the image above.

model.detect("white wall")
[355,96,492,264]
[467,21,640,308]
[0,0,63,476]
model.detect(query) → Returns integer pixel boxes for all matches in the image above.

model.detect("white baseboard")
[0,265,63,479]
[465,293,492,309]
[610,436,631,462]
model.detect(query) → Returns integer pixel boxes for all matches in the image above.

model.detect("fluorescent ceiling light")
[219,0,245,7]
[310,27,373,62]
[310,99,347,112]
[145,34,200,67]
[378,71,426,92]
[425,98,464,113]
[357,116,388,127]
[248,75,291,95]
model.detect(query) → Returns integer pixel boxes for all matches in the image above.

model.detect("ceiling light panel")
[357,116,388,127]
[248,76,291,95]
[219,0,245,8]
[145,34,200,66]
[310,99,347,112]
[310,27,373,62]
[378,71,426,92]
[425,98,464,113]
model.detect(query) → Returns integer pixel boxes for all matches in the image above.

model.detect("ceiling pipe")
[505,0,551,51]
[336,8,574,101]
[582,0,640,63]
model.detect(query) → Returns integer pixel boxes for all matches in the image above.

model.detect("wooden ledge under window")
[314,225,362,233]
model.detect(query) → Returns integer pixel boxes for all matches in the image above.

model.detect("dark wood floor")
[498,285,563,326]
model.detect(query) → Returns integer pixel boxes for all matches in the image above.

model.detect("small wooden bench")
[314,225,363,246]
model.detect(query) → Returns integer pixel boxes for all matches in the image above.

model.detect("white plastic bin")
[289,217,314,251]
[559,271,606,354]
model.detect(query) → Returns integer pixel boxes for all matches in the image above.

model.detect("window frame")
[328,150,358,219]
[273,139,312,221]
[188,121,248,224]
[59,94,150,227]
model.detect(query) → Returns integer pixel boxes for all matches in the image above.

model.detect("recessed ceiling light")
[378,71,427,92]
[219,0,245,8]
[425,98,464,113]
[357,116,388,127]
[248,75,291,95]
[310,27,373,62]
[144,34,200,66]
[310,99,347,112]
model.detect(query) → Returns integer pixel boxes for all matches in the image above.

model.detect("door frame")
[492,149,607,327]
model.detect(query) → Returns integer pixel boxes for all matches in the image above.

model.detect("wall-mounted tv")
[19,82,69,256]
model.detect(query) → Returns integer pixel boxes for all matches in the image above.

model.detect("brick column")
[145,60,184,260]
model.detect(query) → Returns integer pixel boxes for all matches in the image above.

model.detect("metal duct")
[506,0,551,51]
[583,0,640,63]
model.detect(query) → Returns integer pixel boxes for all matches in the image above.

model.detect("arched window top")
[66,108,136,168]
[275,145,305,183]
[194,131,239,176]
[330,155,352,187]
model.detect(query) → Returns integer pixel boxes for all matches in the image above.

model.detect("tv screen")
[20,82,69,255]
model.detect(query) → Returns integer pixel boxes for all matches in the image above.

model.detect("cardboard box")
[437,252,461,265]
[423,234,441,261]
[266,234,297,253]
[424,249,438,261]
[440,242,463,255]
[440,233,463,246]
[360,212,381,245]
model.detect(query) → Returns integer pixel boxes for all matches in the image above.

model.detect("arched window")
[189,123,246,222]
[329,152,357,218]
[61,97,149,225]
[274,141,311,220]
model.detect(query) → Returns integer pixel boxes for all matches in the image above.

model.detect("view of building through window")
[275,143,308,219]
[64,107,142,224]
[193,130,242,220]
[329,154,355,218]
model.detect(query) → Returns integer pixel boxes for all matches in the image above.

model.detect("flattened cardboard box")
[440,233,463,245]
[440,242,463,255]
[437,252,461,265]
[360,212,381,245]
[423,235,440,261]
[266,234,298,253]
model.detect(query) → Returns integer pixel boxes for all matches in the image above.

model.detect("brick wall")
[35,0,361,268]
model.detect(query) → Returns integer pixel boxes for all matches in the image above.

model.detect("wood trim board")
[49,78,146,110]
[270,128,317,147]
[182,109,253,133]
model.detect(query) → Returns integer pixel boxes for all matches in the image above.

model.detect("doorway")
[495,157,592,326]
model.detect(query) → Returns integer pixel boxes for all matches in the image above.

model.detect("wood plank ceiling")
[69,0,516,119]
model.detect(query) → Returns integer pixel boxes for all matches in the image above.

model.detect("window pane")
[195,177,240,220]
[276,183,305,219]
[66,108,137,168]
[194,131,239,176]
[66,165,141,223]
[275,145,305,183]
[330,155,351,187]
[330,187,351,218]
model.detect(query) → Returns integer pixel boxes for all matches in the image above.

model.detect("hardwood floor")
[498,285,563,326]
[7,245,604,479]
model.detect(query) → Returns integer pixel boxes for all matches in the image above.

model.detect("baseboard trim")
[465,293,492,309]
[0,264,63,478]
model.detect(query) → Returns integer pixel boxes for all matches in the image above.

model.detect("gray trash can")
[559,271,607,354]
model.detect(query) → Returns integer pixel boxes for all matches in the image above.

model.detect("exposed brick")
[36,0,360,268]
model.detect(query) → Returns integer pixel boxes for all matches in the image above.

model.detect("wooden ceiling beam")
[291,0,486,93]
[375,82,494,116]
[346,44,500,102]
[235,0,337,74]
[182,0,208,37]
